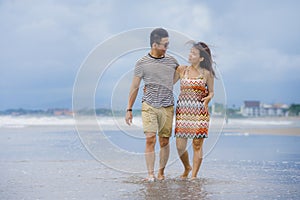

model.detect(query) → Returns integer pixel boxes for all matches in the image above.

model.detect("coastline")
[222,116,300,136]
[223,127,300,136]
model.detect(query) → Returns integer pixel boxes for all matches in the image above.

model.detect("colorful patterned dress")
[175,69,210,139]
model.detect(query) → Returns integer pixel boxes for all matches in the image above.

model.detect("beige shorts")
[141,102,174,137]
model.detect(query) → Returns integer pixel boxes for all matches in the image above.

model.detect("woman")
[174,41,216,179]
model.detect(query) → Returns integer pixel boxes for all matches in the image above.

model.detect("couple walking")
[125,28,216,181]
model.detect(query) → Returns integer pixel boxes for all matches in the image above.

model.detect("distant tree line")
[289,104,300,116]
[77,108,141,116]
[0,108,49,115]
[1,104,299,117]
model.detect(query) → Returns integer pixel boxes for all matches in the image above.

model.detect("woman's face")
[188,47,201,65]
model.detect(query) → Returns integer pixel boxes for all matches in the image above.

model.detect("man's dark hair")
[150,28,169,47]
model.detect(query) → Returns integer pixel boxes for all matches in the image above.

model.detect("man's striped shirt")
[134,53,179,108]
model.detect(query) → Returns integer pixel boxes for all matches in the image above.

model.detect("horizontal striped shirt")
[134,53,179,108]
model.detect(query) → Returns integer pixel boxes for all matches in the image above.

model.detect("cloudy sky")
[1,0,299,110]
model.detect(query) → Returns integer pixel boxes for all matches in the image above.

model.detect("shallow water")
[0,124,299,199]
[120,157,300,200]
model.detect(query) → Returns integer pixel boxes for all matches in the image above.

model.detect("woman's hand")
[202,96,211,109]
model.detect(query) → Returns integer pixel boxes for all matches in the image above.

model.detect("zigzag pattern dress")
[175,70,210,139]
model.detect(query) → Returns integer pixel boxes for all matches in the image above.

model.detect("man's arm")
[125,76,141,125]
[173,69,180,84]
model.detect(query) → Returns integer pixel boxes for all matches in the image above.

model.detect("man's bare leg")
[157,136,170,180]
[145,132,156,181]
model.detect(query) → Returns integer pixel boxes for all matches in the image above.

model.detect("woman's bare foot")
[157,173,165,181]
[157,168,166,181]
[180,166,192,179]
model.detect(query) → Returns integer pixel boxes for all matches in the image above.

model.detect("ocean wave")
[1,115,298,130]
[228,119,293,126]
[0,115,143,129]
[223,132,250,137]
[0,116,75,128]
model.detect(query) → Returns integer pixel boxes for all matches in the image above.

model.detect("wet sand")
[1,117,300,199]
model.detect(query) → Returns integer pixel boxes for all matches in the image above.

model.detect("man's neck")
[149,50,165,58]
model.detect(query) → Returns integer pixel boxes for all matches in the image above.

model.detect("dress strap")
[183,66,189,79]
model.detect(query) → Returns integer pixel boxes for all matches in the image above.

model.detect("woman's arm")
[173,65,185,84]
[202,71,214,108]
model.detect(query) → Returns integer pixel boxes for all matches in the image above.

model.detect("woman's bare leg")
[176,137,192,179]
[191,138,204,179]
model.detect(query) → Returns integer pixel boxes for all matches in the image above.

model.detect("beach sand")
[0,117,299,199]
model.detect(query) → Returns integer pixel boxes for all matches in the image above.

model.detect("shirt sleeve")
[173,57,180,69]
[134,60,143,78]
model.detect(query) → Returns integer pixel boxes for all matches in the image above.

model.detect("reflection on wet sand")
[123,177,211,200]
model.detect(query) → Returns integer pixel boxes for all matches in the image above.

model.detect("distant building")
[211,103,226,116]
[241,101,289,117]
[47,109,73,116]
[241,101,261,117]
[261,103,289,116]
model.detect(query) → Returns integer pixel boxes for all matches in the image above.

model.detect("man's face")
[155,37,169,55]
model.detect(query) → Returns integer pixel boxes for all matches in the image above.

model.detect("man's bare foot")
[144,175,155,182]
[180,166,192,179]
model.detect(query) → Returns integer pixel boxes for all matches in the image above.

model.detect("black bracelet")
[126,109,132,112]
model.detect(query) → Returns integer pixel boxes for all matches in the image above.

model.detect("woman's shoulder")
[200,68,215,81]
[203,68,215,78]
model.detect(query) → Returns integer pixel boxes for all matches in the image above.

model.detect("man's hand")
[125,111,133,125]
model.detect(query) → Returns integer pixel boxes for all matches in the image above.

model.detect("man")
[125,28,179,181]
